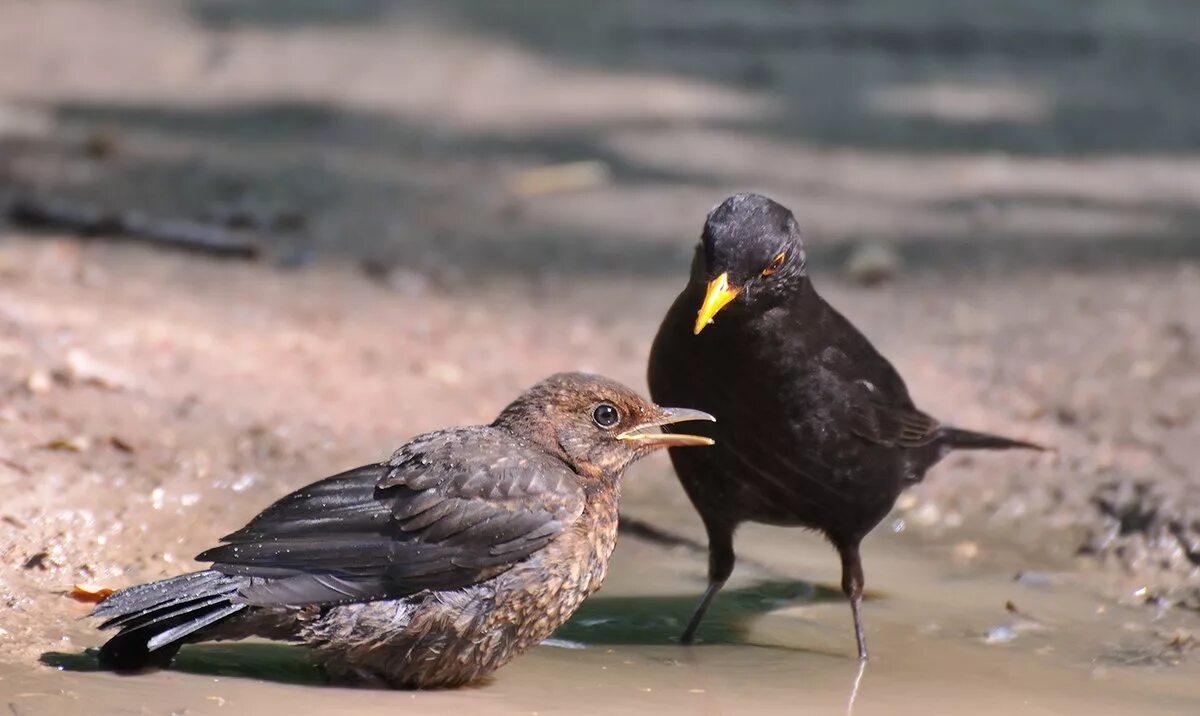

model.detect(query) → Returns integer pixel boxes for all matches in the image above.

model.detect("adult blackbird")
[92,373,713,688]
[648,193,1042,660]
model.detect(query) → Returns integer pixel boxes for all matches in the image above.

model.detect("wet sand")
[0,234,1197,713]
[9,532,1200,715]
[1,233,1197,714]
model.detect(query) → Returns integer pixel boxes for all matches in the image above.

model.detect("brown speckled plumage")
[290,483,620,688]
[91,373,712,688]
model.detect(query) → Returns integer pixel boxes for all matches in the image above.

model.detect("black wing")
[195,427,584,606]
[846,378,940,448]
[807,298,939,450]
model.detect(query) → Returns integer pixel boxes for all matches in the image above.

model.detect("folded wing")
[846,379,940,448]
[196,427,585,606]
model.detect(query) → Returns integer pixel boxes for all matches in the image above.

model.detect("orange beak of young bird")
[693,272,741,335]
[618,407,715,448]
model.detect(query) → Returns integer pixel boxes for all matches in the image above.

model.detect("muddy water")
[5,523,1197,716]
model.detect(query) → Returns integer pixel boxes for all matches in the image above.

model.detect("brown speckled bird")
[92,373,713,688]
[649,193,1042,660]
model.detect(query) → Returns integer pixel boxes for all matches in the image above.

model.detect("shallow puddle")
[6,523,1199,715]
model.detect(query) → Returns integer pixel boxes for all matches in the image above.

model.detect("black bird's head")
[493,372,714,480]
[692,193,808,334]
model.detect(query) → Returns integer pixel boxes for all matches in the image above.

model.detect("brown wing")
[195,427,584,606]
[846,379,940,448]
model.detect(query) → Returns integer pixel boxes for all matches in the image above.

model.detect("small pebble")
[231,473,258,493]
[910,502,942,527]
[953,541,980,560]
[1013,571,1052,587]
[64,349,132,390]
[424,362,463,386]
[26,369,53,394]
[984,626,1018,645]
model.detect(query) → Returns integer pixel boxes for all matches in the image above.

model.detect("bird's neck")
[756,275,822,318]
[581,473,622,503]
[569,481,622,594]
[792,275,822,308]
[491,421,625,494]
[491,419,577,473]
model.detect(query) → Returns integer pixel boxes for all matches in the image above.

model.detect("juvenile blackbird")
[648,193,1042,660]
[92,373,713,688]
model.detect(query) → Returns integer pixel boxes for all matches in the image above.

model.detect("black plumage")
[93,373,713,687]
[648,193,1042,659]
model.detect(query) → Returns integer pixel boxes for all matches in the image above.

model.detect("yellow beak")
[693,272,741,335]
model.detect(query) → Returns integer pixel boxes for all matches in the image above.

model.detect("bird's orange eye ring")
[761,251,786,277]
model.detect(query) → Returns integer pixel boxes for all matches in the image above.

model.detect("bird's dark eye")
[592,403,620,428]
[761,251,786,277]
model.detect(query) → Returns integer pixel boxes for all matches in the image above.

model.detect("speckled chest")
[298,487,622,688]
[485,487,620,646]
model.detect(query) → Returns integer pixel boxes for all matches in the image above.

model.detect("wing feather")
[194,427,584,607]
[847,379,940,448]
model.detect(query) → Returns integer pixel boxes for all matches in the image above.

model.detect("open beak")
[618,407,715,448]
[693,272,741,335]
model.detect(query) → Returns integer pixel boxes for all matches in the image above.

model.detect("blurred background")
[1,2,1198,714]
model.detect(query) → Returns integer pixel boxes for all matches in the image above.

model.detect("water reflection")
[42,643,324,686]
[555,579,837,646]
[42,579,831,688]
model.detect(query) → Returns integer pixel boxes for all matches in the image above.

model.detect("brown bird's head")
[691,193,808,335]
[492,372,714,480]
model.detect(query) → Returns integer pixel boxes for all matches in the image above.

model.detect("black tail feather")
[95,570,230,622]
[146,603,246,651]
[93,570,249,672]
[118,593,243,636]
[937,427,1045,453]
[97,630,185,672]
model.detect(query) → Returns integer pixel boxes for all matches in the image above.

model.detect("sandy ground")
[1,0,1199,711]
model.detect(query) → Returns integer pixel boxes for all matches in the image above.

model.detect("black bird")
[648,193,1042,660]
[92,373,713,688]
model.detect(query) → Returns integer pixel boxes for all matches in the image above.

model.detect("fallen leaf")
[109,435,135,453]
[43,436,91,452]
[510,160,610,197]
[69,584,115,603]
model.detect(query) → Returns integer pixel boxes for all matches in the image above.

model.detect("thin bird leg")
[681,520,735,645]
[837,539,868,661]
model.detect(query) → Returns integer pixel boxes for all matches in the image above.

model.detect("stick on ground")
[9,196,260,259]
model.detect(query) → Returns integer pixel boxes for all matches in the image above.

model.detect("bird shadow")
[41,579,834,687]
[547,578,842,646]
[41,642,328,687]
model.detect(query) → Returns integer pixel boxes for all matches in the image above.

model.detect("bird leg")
[681,521,735,645]
[837,539,868,661]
